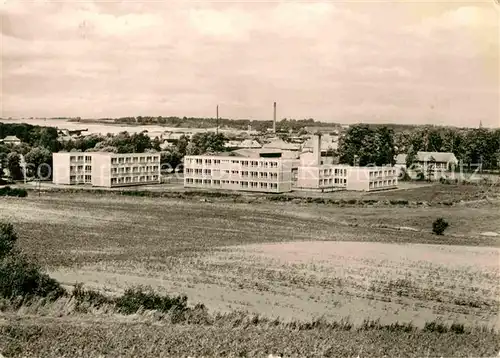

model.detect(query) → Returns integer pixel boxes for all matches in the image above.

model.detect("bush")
[0,222,17,259]
[0,222,65,302]
[115,286,188,315]
[432,218,449,235]
[71,283,111,311]
[0,254,65,301]
[0,186,27,197]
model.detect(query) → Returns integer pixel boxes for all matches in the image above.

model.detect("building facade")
[345,166,398,191]
[183,154,293,193]
[53,152,160,187]
[395,151,458,179]
[297,134,398,191]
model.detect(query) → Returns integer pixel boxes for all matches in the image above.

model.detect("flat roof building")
[297,134,398,192]
[183,151,294,193]
[53,152,161,188]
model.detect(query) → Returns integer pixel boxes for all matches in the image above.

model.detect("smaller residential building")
[224,139,262,150]
[1,135,21,145]
[396,151,458,178]
[53,152,161,187]
[262,138,301,152]
[301,134,339,154]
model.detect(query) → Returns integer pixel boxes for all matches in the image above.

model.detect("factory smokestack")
[273,102,276,134]
[313,133,322,166]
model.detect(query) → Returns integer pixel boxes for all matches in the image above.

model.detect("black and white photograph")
[0,0,499,356]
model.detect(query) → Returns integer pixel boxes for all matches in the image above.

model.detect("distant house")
[262,138,301,152]
[224,139,262,150]
[1,135,21,146]
[396,151,458,178]
[301,134,338,154]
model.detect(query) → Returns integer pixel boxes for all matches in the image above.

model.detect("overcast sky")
[1,0,498,127]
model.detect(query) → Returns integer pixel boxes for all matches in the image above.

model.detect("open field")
[1,187,499,356]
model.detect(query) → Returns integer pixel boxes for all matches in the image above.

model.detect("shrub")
[0,222,17,259]
[432,218,449,235]
[0,186,27,197]
[0,222,65,302]
[0,254,65,301]
[71,283,111,311]
[115,286,188,315]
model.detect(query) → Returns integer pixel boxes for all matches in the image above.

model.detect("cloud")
[0,1,498,127]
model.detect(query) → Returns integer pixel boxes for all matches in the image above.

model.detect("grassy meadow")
[0,185,499,356]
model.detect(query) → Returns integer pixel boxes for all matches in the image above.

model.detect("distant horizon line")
[0,116,496,130]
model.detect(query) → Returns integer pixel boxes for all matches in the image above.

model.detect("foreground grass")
[1,315,498,358]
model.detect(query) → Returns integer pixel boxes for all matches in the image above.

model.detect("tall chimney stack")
[313,133,322,166]
[273,102,276,134]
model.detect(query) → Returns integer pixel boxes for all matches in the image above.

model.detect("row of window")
[185,168,278,179]
[111,166,159,174]
[69,175,92,182]
[319,178,347,186]
[369,169,397,178]
[70,165,92,173]
[111,156,159,165]
[319,168,348,177]
[110,175,159,184]
[369,179,397,188]
[187,158,279,168]
[70,156,92,162]
[185,178,279,189]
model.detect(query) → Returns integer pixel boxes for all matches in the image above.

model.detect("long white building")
[296,135,398,191]
[183,151,293,193]
[53,152,161,187]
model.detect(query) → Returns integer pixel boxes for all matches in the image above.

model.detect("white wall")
[346,168,370,191]
[297,166,321,189]
[52,153,71,185]
[91,153,112,187]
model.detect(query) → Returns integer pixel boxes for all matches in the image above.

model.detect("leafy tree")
[432,218,449,235]
[160,150,183,171]
[405,146,417,168]
[373,126,395,165]
[176,135,190,157]
[427,130,443,152]
[129,132,152,153]
[6,152,23,180]
[338,125,394,166]
[37,127,59,152]
[186,133,226,155]
[338,125,373,166]
[24,147,52,179]
[151,137,162,151]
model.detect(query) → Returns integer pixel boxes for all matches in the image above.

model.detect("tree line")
[2,122,499,181]
[338,124,500,170]
[0,122,228,180]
